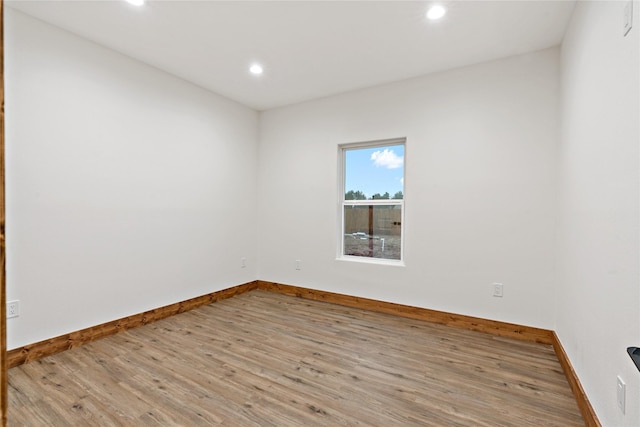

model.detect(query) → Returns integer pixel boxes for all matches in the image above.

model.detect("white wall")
[8,4,639,424]
[258,48,560,329]
[5,9,259,349]
[558,1,640,426]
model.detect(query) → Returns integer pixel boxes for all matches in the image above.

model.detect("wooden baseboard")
[257,280,555,345]
[552,332,601,427]
[7,281,259,368]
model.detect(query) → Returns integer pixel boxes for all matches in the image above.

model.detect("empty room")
[1,0,638,425]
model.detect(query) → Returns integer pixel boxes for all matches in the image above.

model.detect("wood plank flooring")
[8,290,584,426]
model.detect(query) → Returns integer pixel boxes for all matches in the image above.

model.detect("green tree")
[345,190,366,200]
[371,192,390,200]
[392,191,404,199]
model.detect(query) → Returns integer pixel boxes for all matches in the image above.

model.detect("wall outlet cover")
[617,375,626,414]
[7,300,20,319]
[492,283,503,297]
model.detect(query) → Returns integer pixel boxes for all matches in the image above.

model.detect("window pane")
[343,204,402,260]
[345,144,404,200]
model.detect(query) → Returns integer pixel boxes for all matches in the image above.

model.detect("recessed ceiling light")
[126,0,145,5]
[427,4,446,20]
[249,64,264,75]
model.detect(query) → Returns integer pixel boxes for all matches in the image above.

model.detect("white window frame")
[338,138,405,265]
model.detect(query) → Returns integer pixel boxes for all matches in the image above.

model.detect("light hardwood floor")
[8,290,584,426]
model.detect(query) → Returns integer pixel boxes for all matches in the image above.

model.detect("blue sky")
[345,144,404,198]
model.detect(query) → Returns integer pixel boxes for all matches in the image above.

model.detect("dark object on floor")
[628,347,640,372]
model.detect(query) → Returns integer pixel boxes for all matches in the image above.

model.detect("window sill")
[336,256,405,267]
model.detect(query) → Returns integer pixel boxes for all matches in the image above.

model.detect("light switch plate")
[624,0,633,36]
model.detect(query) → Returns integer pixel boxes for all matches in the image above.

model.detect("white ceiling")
[7,0,576,111]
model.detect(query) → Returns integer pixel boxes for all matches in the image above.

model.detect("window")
[339,139,405,262]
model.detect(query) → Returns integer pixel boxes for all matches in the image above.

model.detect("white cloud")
[371,149,403,169]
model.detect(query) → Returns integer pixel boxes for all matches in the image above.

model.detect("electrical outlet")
[295,260,301,270]
[492,283,503,298]
[7,300,19,318]
[617,376,626,413]
[241,257,246,268]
